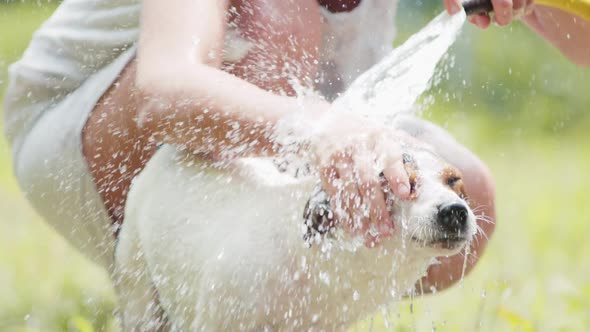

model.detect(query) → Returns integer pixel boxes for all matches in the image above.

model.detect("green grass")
[1,2,590,331]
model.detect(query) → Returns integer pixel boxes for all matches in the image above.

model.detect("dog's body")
[115,130,477,331]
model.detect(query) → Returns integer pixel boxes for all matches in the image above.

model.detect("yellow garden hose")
[463,0,590,22]
[536,0,590,22]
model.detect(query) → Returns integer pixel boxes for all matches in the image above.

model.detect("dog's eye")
[447,176,461,187]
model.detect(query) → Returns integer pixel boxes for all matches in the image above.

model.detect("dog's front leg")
[114,217,171,332]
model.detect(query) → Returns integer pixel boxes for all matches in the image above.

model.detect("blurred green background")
[1,1,589,331]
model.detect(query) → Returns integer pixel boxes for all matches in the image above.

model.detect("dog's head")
[392,148,476,255]
[304,146,476,255]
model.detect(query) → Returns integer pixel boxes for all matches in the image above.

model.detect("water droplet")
[319,271,330,285]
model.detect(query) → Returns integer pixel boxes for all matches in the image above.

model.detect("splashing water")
[460,242,471,286]
[333,10,467,123]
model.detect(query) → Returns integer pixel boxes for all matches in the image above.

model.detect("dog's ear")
[303,187,335,245]
[441,166,467,200]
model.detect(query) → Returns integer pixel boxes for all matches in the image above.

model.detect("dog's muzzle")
[436,203,469,235]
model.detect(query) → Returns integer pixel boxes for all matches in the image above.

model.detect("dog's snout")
[437,203,468,233]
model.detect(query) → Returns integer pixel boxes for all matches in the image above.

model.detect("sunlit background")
[1,1,589,331]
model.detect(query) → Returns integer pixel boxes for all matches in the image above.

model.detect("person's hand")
[444,0,535,28]
[307,114,413,248]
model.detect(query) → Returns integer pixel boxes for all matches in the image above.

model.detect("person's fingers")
[355,154,393,237]
[512,0,527,19]
[492,0,513,26]
[381,153,411,201]
[319,160,338,197]
[320,153,351,231]
[512,0,526,10]
[443,0,462,15]
[335,159,366,235]
[524,0,535,16]
[469,13,492,28]
[364,233,382,248]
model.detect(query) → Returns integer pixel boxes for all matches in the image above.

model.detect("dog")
[114,129,477,331]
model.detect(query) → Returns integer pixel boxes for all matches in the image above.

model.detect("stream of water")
[334,10,467,124]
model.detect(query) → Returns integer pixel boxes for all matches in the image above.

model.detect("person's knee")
[465,156,495,209]
[464,156,496,232]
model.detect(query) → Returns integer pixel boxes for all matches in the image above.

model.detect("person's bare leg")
[83,61,152,230]
[396,116,496,293]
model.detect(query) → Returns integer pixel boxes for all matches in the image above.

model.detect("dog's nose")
[437,203,468,233]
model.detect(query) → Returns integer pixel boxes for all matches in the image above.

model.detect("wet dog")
[115,133,477,331]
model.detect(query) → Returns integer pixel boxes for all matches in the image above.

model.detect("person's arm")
[523,5,590,67]
[135,0,325,159]
[445,0,590,67]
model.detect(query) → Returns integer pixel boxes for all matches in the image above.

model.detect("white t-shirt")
[2,0,398,268]
[4,0,142,156]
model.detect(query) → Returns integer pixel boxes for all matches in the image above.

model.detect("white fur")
[115,144,475,331]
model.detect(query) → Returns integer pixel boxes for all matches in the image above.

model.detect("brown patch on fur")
[441,166,467,199]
